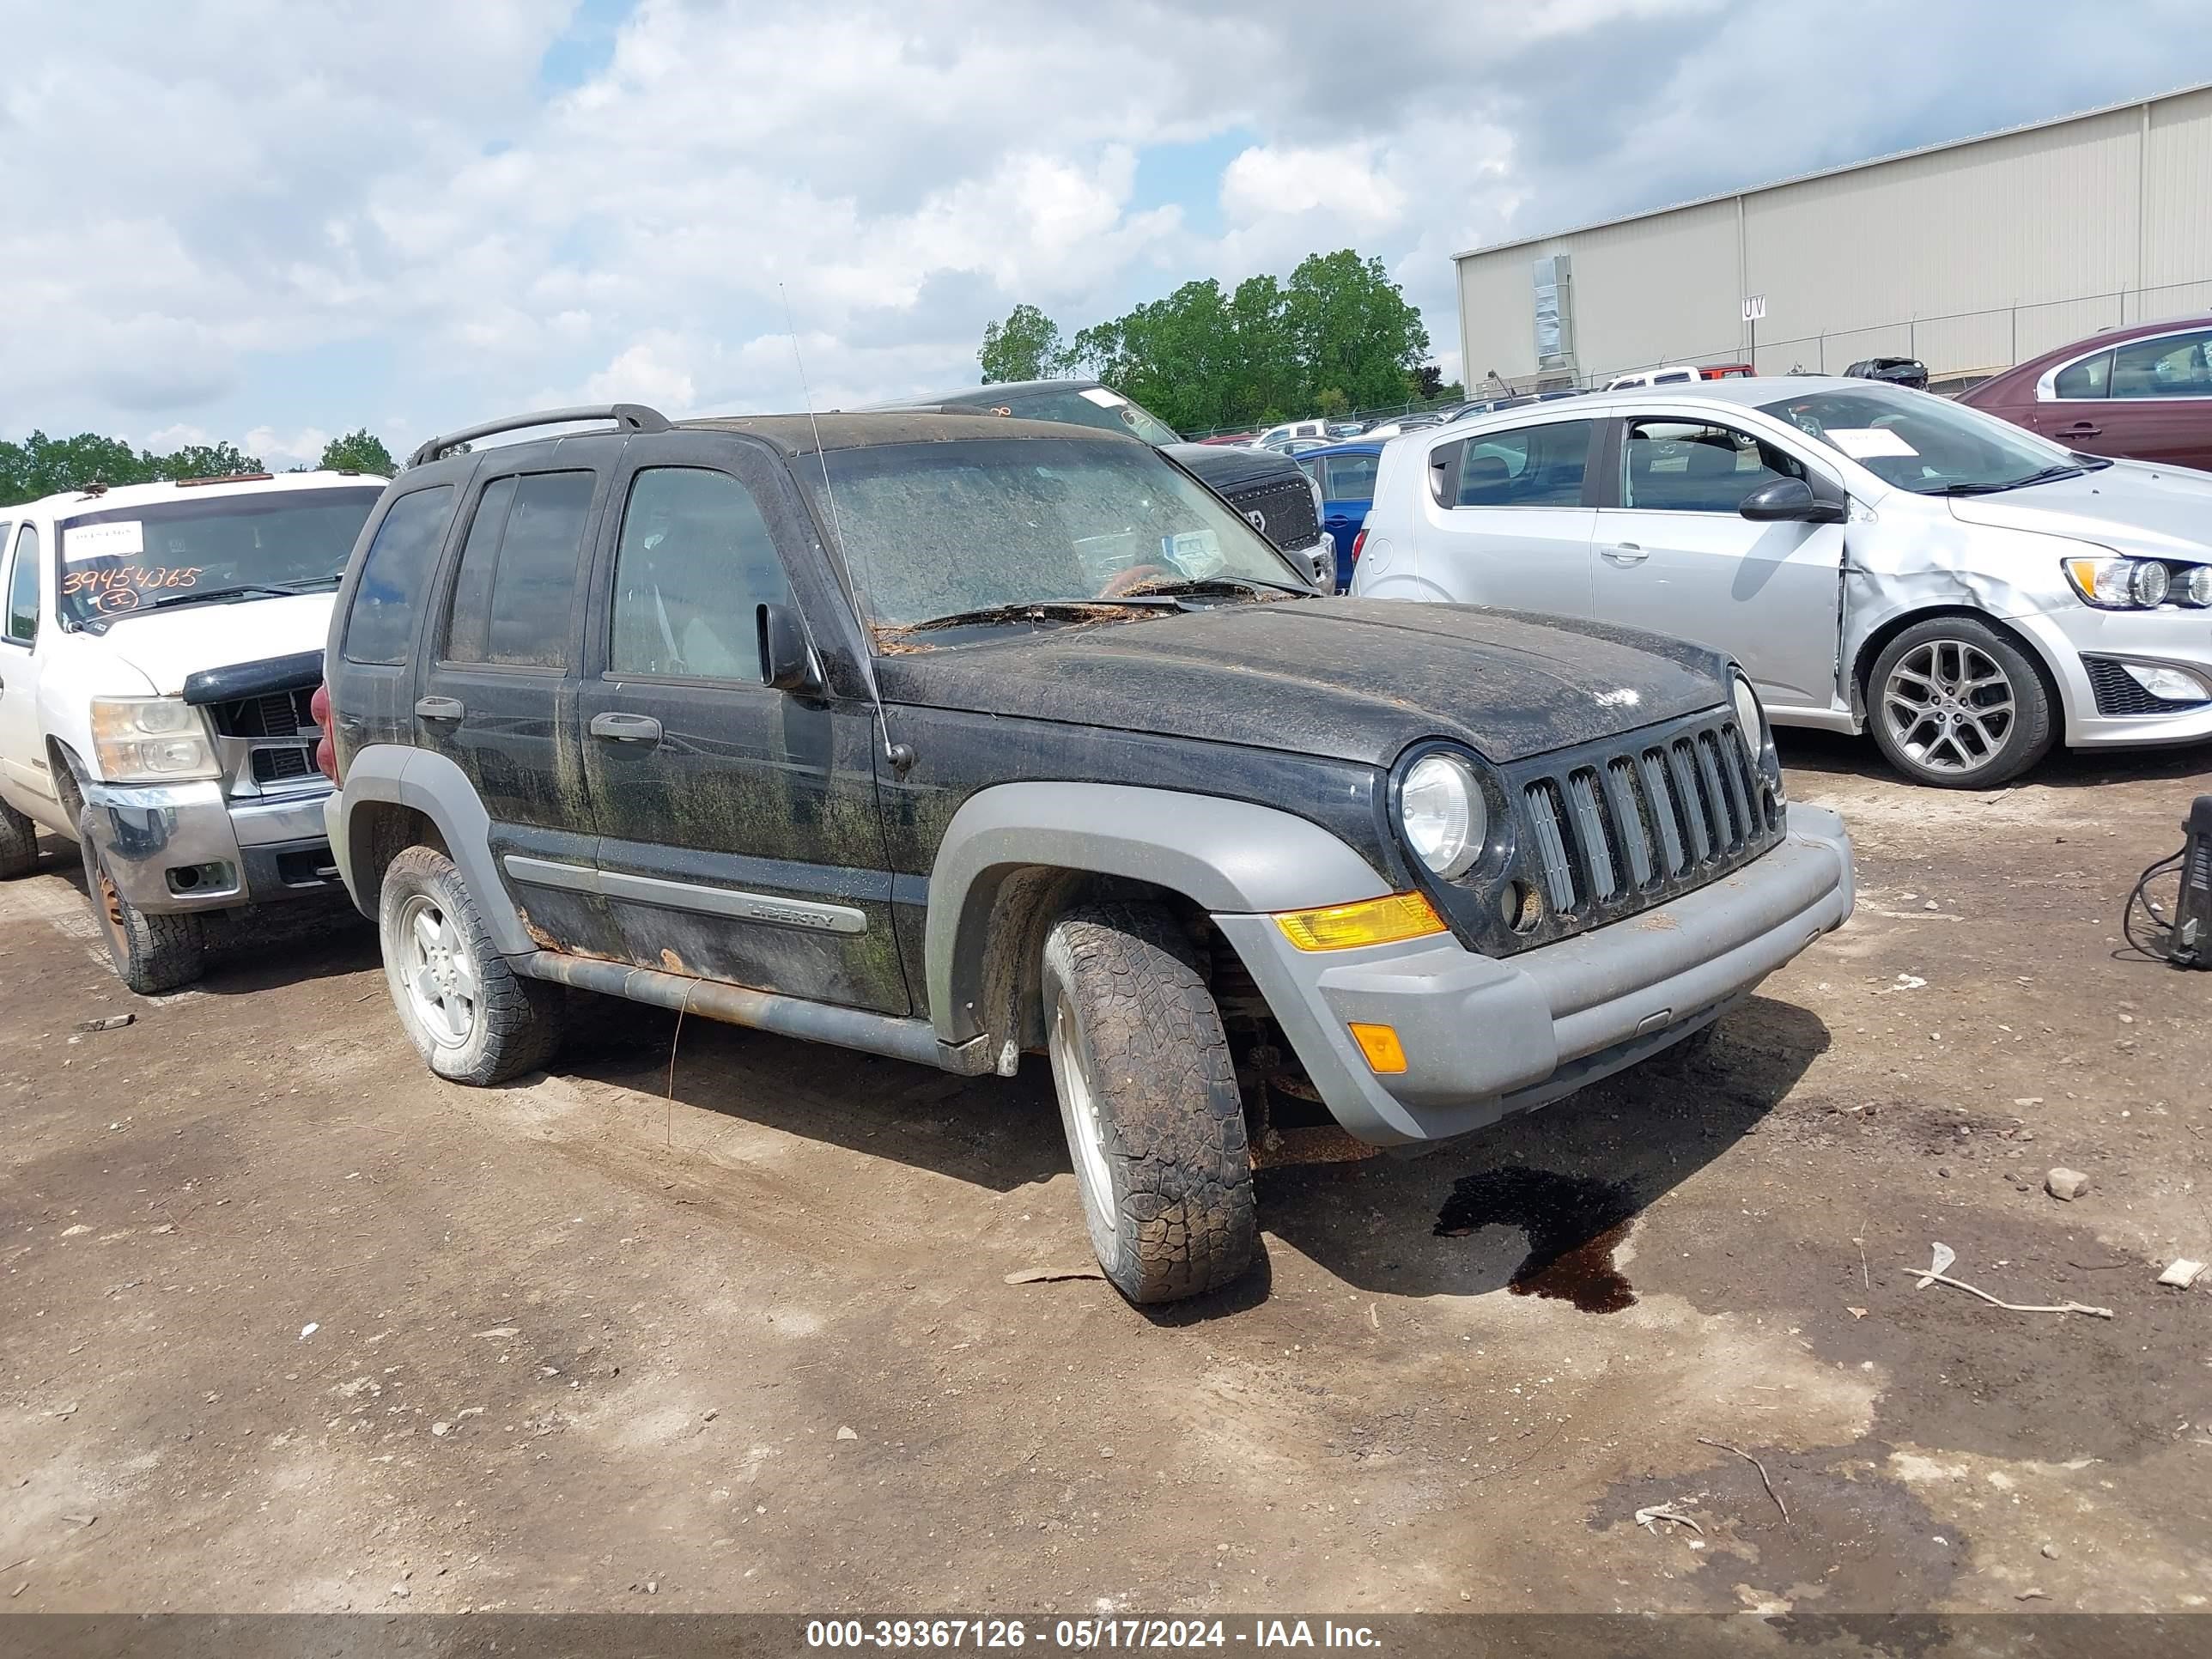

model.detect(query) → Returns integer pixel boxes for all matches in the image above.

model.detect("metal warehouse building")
[1454,81,2212,392]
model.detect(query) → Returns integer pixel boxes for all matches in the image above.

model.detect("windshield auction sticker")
[61,563,206,613]
[62,520,146,559]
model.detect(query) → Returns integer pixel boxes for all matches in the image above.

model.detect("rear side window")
[610,468,793,681]
[1622,420,1805,512]
[442,471,595,669]
[343,487,454,665]
[1453,420,1595,507]
[5,524,35,644]
[1322,453,1379,500]
[2109,330,2212,398]
[2052,351,2112,399]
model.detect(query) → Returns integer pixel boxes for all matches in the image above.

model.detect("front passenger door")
[579,441,908,1015]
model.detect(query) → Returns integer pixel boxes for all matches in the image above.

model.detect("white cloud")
[578,340,698,413]
[242,425,332,469]
[1221,144,1408,229]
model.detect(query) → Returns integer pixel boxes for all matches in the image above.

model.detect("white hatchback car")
[1349,377,2212,786]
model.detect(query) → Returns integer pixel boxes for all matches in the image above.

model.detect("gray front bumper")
[81,778,342,914]
[1214,802,1853,1148]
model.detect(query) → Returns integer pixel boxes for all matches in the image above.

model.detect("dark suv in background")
[319,402,1850,1304]
[869,379,1337,589]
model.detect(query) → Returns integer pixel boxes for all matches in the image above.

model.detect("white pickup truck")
[0,471,385,991]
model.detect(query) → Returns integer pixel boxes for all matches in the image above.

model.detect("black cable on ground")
[2122,846,2186,963]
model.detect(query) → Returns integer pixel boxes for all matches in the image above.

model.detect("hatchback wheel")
[378,845,563,1085]
[1868,617,2053,787]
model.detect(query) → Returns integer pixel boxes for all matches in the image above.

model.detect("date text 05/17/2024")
[804,1620,1382,1650]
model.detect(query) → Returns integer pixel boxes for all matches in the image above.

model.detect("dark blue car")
[1293,441,1383,589]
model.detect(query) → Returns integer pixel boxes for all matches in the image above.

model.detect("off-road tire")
[0,799,39,878]
[1041,901,1257,1304]
[379,844,563,1085]
[76,809,205,994]
[1867,617,2055,788]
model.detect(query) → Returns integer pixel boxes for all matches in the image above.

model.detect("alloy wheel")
[397,892,478,1049]
[1048,992,1116,1239]
[1880,638,2016,775]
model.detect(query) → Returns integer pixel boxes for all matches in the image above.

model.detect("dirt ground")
[3,734,2209,1620]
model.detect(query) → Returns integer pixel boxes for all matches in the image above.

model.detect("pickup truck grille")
[1219,475,1320,553]
[1519,718,1770,918]
[209,688,323,795]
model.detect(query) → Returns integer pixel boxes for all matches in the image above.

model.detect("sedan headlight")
[1399,751,1486,878]
[89,697,219,782]
[2180,565,2212,608]
[2065,555,2177,610]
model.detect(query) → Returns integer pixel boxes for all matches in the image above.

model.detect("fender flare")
[924,781,1389,1045]
[333,744,532,956]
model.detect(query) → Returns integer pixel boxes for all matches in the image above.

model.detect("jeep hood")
[875,598,1729,767]
[1943,460,2212,560]
[93,593,334,698]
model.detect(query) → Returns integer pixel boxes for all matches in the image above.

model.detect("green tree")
[318,428,396,475]
[1285,250,1431,416]
[149,441,263,480]
[978,302,1066,384]
[0,431,153,503]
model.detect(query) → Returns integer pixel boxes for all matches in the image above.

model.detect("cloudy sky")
[2,0,2203,465]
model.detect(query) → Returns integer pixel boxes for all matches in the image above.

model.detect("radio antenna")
[781,282,913,773]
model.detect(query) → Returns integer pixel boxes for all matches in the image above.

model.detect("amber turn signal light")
[1273,890,1448,951]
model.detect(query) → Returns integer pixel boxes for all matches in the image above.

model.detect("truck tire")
[0,799,39,878]
[77,811,205,994]
[379,845,563,1085]
[1867,617,2055,788]
[1040,901,1257,1304]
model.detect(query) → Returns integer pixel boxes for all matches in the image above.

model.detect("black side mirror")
[758,602,821,694]
[1739,477,1845,524]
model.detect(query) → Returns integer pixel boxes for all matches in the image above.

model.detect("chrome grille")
[1517,718,1768,917]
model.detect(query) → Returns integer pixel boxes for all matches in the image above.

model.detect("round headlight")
[2130,560,2172,607]
[1400,753,1485,879]
[1731,674,1767,751]
[2179,565,2212,608]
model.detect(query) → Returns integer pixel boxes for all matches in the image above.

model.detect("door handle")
[1601,543,1649,566]
[2059,422,2102,437]
[589,711,663,744]
[413,696,465,721]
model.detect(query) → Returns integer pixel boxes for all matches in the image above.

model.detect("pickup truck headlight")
[90,697,220,782]
[1399,751,1486,878]
[2065,555,2173,609]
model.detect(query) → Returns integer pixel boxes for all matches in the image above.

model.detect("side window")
[2108,331,2212,398]
[1323,453,1379,501]
[610,467,793,682]
[2052,350,2112,399]
[441,471,595,670]
[5,524,35,645]
[1622,420,1804,513]
[1455,419,1595,507]
[343,487,455,665]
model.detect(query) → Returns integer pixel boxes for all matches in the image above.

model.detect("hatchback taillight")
[311,682,339,784]
[1352,529,1367,564]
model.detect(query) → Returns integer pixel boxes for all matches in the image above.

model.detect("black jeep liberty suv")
[321,402,1852,1304]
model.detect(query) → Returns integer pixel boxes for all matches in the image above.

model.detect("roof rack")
[405,404,672,470]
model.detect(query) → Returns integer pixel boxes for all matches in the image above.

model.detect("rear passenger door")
[576,436,909,1015]
[1317,451,1378,589]
[1419,417,1600,617]
[412,447,618,956]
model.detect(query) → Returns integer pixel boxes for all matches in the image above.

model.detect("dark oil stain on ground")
[1434,1167,1642,1312]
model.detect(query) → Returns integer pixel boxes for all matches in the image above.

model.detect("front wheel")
[77,810,204,994]
[1867,617,2055,787]
[1041,902,1257,1304]
[0,799,40,879]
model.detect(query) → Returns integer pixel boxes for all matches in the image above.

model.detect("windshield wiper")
[1929,464,2087,496]
[890,597,1182,634]
[1117,574,1315,600]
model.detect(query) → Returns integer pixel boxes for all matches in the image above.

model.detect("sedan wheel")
[1866,617,2055,787]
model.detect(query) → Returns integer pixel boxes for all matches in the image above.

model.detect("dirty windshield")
[56,487,383,628]
[991,386,1185,447]
[811,436,1306,636]
[1759,387,2086,495]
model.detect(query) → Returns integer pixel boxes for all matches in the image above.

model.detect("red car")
[1959,313,2212,471]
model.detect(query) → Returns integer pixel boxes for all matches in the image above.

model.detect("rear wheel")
[1867,617,2055,788]
[378,845,563,1085]
[1041,901,1257,1304]
[0,799,39,879]
[77,810,204,994]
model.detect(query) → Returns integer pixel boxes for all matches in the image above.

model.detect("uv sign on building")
[1454,80,2212,392]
